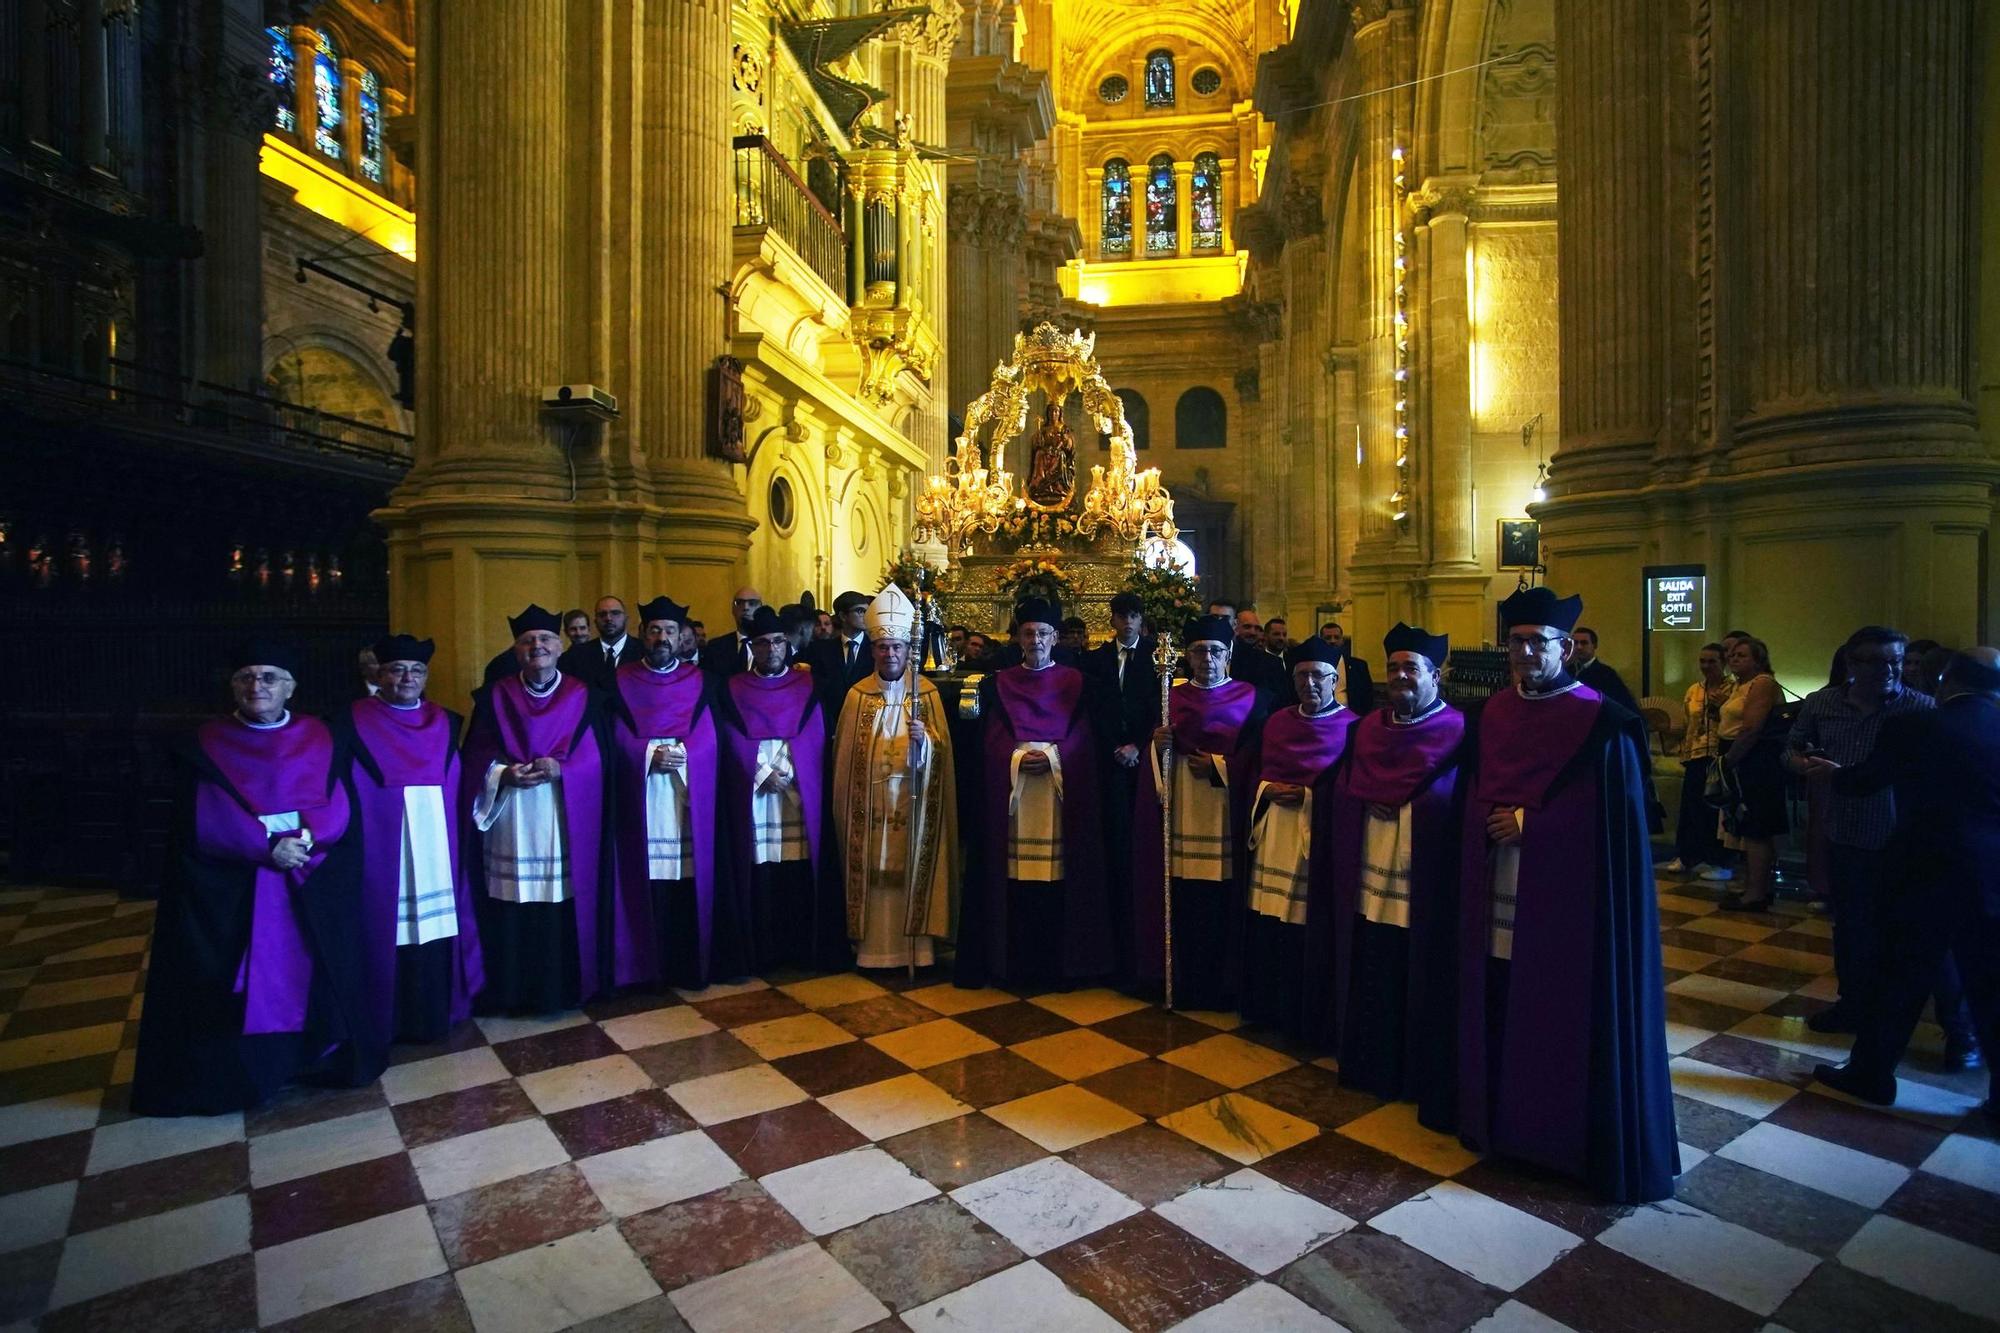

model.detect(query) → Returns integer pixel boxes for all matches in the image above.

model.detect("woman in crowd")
[1715,636,1786,909]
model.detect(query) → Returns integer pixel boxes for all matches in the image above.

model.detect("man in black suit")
[1813,648,2000,1117]
[1084,593,1158,981]
[555,595,644,688]
[1212,600,1288,706]
[699,587,765,676]
[809,589,872,718]
[1571,627,1640,716]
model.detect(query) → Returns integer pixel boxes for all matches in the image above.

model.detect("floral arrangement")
[993,509,1079,551]
[883,549,939,601]
[1121,553,1202,636]
[997,554,1077,607]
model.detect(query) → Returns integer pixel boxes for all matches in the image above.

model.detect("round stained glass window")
[1192,67,1222,96]
[1098,74,1129,104]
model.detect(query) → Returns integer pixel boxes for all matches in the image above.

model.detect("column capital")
[1411,177,1476,220]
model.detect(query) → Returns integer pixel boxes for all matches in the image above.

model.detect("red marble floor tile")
[705,1100,867,1177]
[687,988,809,1028]
[1062,1123,1232,1207]
[0,1052,117,1106]
[0,1127,92,1196]
[1041,1210,1255,1333]
[1771,1250,1995,1333]
[245,1082,391,1138]
[1882,1169,2000,1254]
[1655,909,1700,929]
[628,1031,763,1088]
[428,1161,610,1268]
[1512,1242,1761,1333]
[822,994,942,1039]
[0,996,136,1040]
[1670,1154,1871,1258]
[1763,1087,1949,1167]
[1659,928,1750,957]
[950,1000,1077,1046]
[1702,957,1818,992]
[1241,1064,1380,1129]
[766,1039,909,1098]
[267,1272,474,1333]
[1088,1007,1217,1058]
[384,1022,490,1067]
[1671,1092,1760,1153]
[0,1238,62,1325]
[1763,929,1835,957]
[27,954,147,985]
[1277,1227,1501,1332]
[921,1049,1065,1109]
[878,1113,1048,1192]
[70,1141,249,1233]
[1258,1132,1438,1221]
[38,1253,258,1333]
[823,1196,1024,1312]
[545,1088,696,1158]
[585,990,692,1021]
[1079,1058,1228,1119]
[1663,993,1762,1033]
[1682,1033,1820,1087]
[250,1149,426,1249]
[1762,993,1833,1021]
[619,1177,810,1291]
[490,1023,622,1076]
[391,1079,540,1150]
[1449,1157,1638,1241]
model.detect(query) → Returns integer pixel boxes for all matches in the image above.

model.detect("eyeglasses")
[1507,634,1569,653]
[231,671,294,687]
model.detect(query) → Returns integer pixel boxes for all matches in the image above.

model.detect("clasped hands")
[1486,805,1524,846]
[505,756,564,786]
[270,835,312,871]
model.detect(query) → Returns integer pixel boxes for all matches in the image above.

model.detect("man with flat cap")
[1085,591,1158,980]
[963,597,1114,989]
[608,596,736,989]
[812,589,874,720]
[134,640,377,1114]
[1132,614,1269,1009]
[463,605,619,1012]
[340,634,484,1044]
[1238,634,1358,1040]
[719,605,845,971]
[1322,623,1464,1111]
[1454,586,1675,1202]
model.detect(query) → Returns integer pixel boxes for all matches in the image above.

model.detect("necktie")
[844,639,855,670]
[1118,646,1127,687]
[605,644,616,670]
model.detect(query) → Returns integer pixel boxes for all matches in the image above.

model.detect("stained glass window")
[1098,75,1128,104]
[1191,152,1222,252]
[359,68,384,182]
[266,27,295,132]
[1101,158,1132,257]
[1145,154,1177,255]
[1191,67,1222,97]
[313,31,343,161]
[1144,50,1175,107]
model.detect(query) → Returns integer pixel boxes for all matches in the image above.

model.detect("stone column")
[947,184,991,419]
[79,0,108,170]
[1413,185,1487,645]
[1174,160,1194,258]
[197,3,271,394]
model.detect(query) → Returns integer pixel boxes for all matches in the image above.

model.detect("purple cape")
[460,674,621,996]
[720,670,828,865]
[1131,679,1261,986]
[346,698,485,1032]
[978,664,1113,979]
[610,663,725,987]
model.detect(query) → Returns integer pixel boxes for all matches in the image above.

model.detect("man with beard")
[1454,586,1676,1202]
[558,595,645,689]
[831,585,957,970]
[340,634,484,1044]
[1084,592,1157,982]
[963,598,1114,989]
[1322,623,1464,1113]
[1132,614,1269,1009]
[1239,637,1358,1040]
[608,596,735,989]
[135,641,373,1114]
[464,606,619,1012]
[719,606,844,970]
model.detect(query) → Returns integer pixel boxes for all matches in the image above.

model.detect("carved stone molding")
[1234,367,1261,402]
[215,60,279,137]
[1279,179,1323,240]
[732,44,764,94]
[1410,180,1475,220]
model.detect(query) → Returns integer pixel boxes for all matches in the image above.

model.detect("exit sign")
[1649,574,1706,631]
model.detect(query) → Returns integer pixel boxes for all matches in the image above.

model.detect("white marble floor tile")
[1598,1199,1819,1316]
[0,1180,75,1254]
[904,983,1016,1016]
[0,1089,101,1148]
[408,1116,571,1201]
[674,978,771,1002]
[515,1053,652,1116]
[85,1109,243,1175]
[1155,1168,1353,1275]
[902,1260,1125,1333]
[1919,1132,2000,1194]
[777,973,887,1009]
[1370,1181,1582,1291]
[728,1013,856,1062]
[820,1072,972,1141]
[758,1145,939,1235]
[670,1241,888,1333]
[455,1223,661,1333]
[1802,1075,1982,1131]
[1026,987,1149,1025]
[247,1107,406,1188]
[1668,1057,1797,1120]
[254,1203,447,1325]
[1663,1022,1716,1057]
[1666,973,1789,1014]
[576,1129,743,1217]
[950,1156,1141,1256]
[1725,1014,1854,1063]
[1470,1300,1581,1332]
[47,1194,251,1310]
[1678,1143,1711,1174]
[1837,1214,2000,1320]
[1678,915,1780,944]
[473,1011,588,1043]
[1167,1282,1348,1332]
[596,1005,718,1052]
[1717,1121,1911,1208]
[378,1046,512,1106]
[667,1063,810,1126]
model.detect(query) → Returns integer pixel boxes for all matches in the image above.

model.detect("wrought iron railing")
[731,134,848,297]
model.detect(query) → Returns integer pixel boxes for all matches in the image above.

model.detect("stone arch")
[262,328,405,431]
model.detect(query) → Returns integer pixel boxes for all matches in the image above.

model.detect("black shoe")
[1721,891,1775,912]
[1806,1003,1862,1034]
[1942,1041,1983,1072]
[1814,1061,1896,1106]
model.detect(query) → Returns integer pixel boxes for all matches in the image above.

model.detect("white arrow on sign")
[1661,614,1693,626]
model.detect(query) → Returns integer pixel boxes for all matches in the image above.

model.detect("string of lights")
[1389,141,1411,530]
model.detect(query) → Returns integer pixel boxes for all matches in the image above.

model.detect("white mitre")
[865,583,916,641]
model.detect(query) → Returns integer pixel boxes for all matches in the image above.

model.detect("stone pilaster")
[198,2,272,394]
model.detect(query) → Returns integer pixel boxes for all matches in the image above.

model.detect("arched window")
[1110,388,1149,450]
[1175,386,1226,449]
[1145,155,1176,256]
[359,69,385,181]
[1191,152,1223,252]
[1100,159,1132,257]
[312,31,343,161]
[266,27,296,132]
[1144,50,1175,107]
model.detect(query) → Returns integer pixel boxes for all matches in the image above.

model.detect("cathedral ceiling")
[1049,0,1266,109]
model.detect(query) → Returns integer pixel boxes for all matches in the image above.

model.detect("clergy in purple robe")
[1321,623,1464,1113]
[962,597,1114,990]
[607,596,739,989]
[719,605,846,971]
[463,605,620,1012]
[134,641,377,1115]
[1239,637,1357,1039]
[1132,615,1269,1009]
[1455,586,1677,1203]
[339,634,484,1045]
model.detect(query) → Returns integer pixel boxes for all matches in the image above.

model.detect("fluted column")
[1417,188,1474,568]
[947,186,991,422]
[1349,4,1413,549]
[197,4,271,393]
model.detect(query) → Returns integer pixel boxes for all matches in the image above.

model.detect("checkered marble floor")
[2,880,1997,1333]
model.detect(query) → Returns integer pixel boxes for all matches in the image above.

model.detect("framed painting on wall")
[1497,518,1541,571]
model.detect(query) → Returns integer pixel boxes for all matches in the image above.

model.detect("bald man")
[557,596,644,689]
[701,587,765,677]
